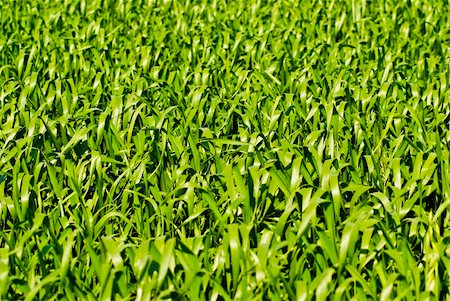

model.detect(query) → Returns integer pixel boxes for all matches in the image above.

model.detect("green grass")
[0,0,449,299]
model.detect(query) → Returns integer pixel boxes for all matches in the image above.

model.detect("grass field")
[0,0,450,299]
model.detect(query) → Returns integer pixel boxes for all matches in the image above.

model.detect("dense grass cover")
[0,0,449,299]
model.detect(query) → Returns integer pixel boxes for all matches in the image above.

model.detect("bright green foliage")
[0,0,450,299]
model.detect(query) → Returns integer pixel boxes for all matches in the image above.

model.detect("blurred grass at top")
[0,0,449,299]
